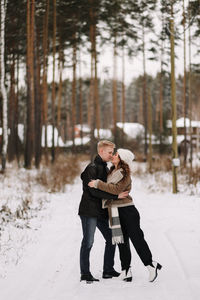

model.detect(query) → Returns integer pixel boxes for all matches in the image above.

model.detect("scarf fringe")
[112,236,124,245]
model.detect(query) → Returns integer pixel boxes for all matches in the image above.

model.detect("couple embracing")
[78,140,162,284]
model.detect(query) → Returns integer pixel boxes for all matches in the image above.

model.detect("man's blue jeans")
[80,215,116,275]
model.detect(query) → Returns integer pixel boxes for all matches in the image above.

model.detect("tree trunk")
[148,89,152,173]
[25,0,35,168]
[159,70,163,151]
[51,0,56,163]
[87,51,93,130]
[71,35,77,152]
[142,22,147,157]
[89,2,96,160]
[139,88,143,124]
[188,9,193,180]
[170,2,178,193]
[57,44,63,151]
[79,50,83,147]
[182,0,187,167]
[112,34,117,145]
[8,54,16,162]
[159,9,164,152]
[0,0,8,172]
[42,0,49,165]
[94,23,100,139]
[89,46,95,160]
[15,53,20,164]
[121,43,125,147]
[64,81,69,142]
[34,25,42,168]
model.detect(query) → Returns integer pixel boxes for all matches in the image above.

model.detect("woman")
[88,148,162,282]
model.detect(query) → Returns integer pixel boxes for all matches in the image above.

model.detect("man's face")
[99,146,114,162]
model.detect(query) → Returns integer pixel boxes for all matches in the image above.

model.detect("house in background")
[166,117,200,150]
[1,118,199,153]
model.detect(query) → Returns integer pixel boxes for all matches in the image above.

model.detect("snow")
[14,124,65,147]
[167,118,200,128]
[117,122,145,139]
[65,136,90,147]
[17,123,24,141]
[0,162,200,300]
[76,124,90,133]
[41,125,65,147]
[65,128,112,147]
[94,128,112,139]
[166,135,186,144]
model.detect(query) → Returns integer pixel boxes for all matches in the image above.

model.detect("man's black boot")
[80,273,100,283]
[102,270,120,279]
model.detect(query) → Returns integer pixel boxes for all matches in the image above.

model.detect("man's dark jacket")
[78,155,118,218]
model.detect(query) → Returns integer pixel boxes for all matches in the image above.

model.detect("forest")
[0,0,200,192]
[1,2,200,298]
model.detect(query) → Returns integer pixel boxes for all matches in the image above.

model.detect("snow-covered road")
[0,173,200,300]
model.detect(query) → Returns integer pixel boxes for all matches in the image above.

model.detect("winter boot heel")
[124,276,132,282]
[119,267,132,282]
[157,263,162,270]
[147,261,162,282]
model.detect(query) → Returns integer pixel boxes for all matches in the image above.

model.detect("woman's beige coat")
[94,168,134,208]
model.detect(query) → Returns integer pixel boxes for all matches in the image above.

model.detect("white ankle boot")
[119,267,132,282]
[147,261,162,282]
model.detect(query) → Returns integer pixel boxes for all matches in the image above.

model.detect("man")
[78,140,128,283]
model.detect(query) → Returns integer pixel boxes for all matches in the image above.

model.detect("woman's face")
[111,152,120,165]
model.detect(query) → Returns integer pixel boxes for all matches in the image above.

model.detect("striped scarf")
[109,206,124,244]
[102,169,124,245]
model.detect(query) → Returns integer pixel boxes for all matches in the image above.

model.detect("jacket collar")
[94,155,107,167]
[107,168,124,183]
[111,168,123,176]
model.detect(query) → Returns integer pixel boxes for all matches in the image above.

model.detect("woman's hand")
[118,191,129,199]
[88,180,96,188]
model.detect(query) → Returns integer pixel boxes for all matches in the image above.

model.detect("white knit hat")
[117,148,135,173]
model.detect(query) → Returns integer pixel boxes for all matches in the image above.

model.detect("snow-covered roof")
[65,129,112,147]
[117,122,144,139]
[65,136,90,147]
[75,125,112,139]
[75,124,90,133]
[94,128,112,139]
[167,118,200,128]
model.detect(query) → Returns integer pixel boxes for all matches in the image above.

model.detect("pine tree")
[170,0,178,193]
[0,0,8,171]
[42,0,50,165]
[25,0,35,168]
[135,0,157,157]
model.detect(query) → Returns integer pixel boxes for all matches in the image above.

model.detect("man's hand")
[88,180,96,188]
[118,191,129,199]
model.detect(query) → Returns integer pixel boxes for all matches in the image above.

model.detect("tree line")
[0,0,200,174]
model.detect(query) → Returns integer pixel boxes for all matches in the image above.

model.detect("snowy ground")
[0,162,200,300]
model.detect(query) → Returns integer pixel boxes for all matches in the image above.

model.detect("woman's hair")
[109,158,130,178]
